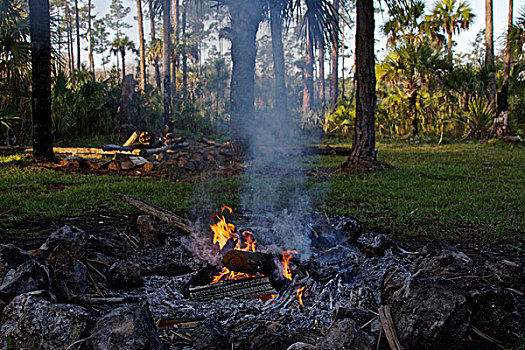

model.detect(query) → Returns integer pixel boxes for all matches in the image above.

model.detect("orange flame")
[282,250,297,281]
[297,286,306,306]
[209,207,261,284]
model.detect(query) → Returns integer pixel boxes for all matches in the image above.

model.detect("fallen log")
[222,250,277,276]
[197,138,225,147]
[117,193,195,235]
[26,147,121,157]
[258,145,353,156]
[139,143,189,156]
[0,145,30,151]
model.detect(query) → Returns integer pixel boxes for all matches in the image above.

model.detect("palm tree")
[427,0,475,63]
[136,0,146,92]
[29,0,54,160]
[110,35,137,80]
[382,0,426,46]
[378,42,447,137]
[485,0,496,108]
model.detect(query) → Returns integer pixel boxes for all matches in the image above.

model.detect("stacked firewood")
[58,131,232,174]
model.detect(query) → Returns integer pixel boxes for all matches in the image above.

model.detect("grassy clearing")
[315,140,525,244]
[0,141,523,245]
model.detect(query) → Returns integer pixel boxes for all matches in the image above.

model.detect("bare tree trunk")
[492,0,513,137]
[228,0,263,161]
[137,0,146,92]
[409,91,418,137]
[303,23,314,115]
[121,49,126,79]
[163,0,172,124]
[182,1,187,92]
[270,0,287,124]
[318,44,325,107]
[66,5,74,72]
[29,0,54,161]
[486,0,496,108]
[149,0,162,90]
[88,0,94,74]
[172,0,179,98]
[346,0,377,164]
[330,0,339,106]
[75,0,80,70]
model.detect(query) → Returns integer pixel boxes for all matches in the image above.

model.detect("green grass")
[315,140,525,244]
[0,140,523,245]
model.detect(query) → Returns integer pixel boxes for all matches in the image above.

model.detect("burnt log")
[188,276,276,301]
[222,250,277,276]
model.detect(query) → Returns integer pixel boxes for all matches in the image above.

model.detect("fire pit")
[0,206,523,349]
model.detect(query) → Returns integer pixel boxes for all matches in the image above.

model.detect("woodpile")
[53,130,232,175]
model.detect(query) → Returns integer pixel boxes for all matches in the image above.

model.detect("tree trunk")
[88,0,94,74]
[486,0,496,108]
[303,23,314,115]
[492,0,513,137]
[121,49,126,79]
[270,0,287,124]
[330,0,339,106]
[149,0,162,90]
[447,30,453,63]
[318,44,325,107]
[347,0,377,164]
[228,0,263,161]
[163,0,172,125]
[172,0,180,98]
[182,1,187,92]
[66,5,74,72]
[75,0,80,70]
[137,0,146,92]
[29,0,54,161]
[408,91,418,137]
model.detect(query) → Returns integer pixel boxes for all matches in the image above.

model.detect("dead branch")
[378,306,403,350]
[117,193,195,235]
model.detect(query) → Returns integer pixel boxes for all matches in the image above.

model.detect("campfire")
[187,205,306,305]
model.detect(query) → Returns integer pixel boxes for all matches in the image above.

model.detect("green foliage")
[51,69,120,141]
[324,99,354,136]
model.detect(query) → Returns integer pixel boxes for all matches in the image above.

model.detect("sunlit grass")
[0,141,523,245]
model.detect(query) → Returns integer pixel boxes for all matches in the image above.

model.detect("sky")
[90,0,523,67]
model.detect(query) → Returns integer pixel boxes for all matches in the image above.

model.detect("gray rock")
[466,285,516,335]
[107,260,142,289]
[387,277,470,348]
[317,318,375,350]
[192,319,229,350]
[0,244,33,281]
[0,260,49,302]
[356,232,394,257]
[484,259,524,289]
[137,215,164,246]
[86,302,163,350]
[42,225,130,260]
[0,290,90,350]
